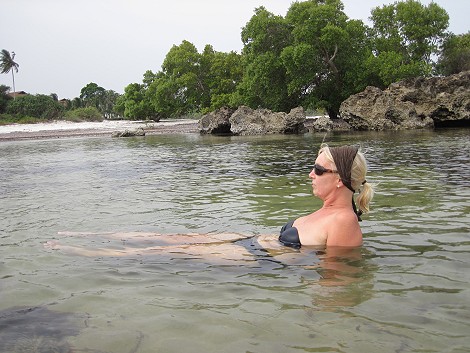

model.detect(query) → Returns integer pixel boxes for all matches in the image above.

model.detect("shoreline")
[0,119,200,141]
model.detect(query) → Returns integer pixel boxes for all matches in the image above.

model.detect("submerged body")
[45,144,374,257]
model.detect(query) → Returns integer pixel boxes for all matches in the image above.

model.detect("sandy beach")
[0,119,199,141]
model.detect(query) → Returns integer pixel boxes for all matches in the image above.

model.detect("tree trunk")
[12,71,16,99]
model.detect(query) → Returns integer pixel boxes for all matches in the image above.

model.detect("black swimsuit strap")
[279,220,301,249]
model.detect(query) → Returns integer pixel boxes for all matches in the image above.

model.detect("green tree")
[436,32,470,75]
[118,83,155,120]
[201,46,243,111]
[149,41,206,118]
[78,83,120,118]
[0,49,19,98]
[281,0,370,117]
[70,97,82,110]
[367,0,449,86]
[148,41,199,118]
[101,90,121,119]
[80,82,106,110]
[0,84,12,113]
[237,6,293,111]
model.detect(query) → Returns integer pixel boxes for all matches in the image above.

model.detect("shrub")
[6,94,64,120]
[64,107,103,122]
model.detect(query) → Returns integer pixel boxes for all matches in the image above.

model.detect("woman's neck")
[321,191,353,210]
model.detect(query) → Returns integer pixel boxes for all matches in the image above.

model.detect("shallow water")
[1,129,469,352]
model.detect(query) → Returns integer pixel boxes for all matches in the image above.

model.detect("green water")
[1,129,469,352]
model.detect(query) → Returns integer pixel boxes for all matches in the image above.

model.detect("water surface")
[1,129,469,352]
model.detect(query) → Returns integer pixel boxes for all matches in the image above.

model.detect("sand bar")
[0,119,199,141]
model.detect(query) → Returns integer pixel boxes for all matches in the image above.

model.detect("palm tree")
[0,49,19,99]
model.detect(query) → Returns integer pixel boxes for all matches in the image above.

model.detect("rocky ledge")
[199,106,307,135]
[339,70,470,130]
[199,71,469,134]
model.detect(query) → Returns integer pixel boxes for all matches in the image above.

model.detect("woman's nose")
[309,169,315,179]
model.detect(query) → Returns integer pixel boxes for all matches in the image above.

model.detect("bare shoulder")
[333,209,359,224]
[326,209,363,247]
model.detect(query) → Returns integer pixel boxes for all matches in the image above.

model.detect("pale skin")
[44,232,368,308]
[44,232,309,266]
[293,151,362,247]
[44,151,363,257]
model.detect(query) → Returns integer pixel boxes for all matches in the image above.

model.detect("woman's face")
[309,152,338,199]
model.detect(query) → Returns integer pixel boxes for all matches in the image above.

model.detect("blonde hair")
[319,143,374,214]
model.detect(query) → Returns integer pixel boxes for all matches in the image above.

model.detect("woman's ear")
[336,178,344,188]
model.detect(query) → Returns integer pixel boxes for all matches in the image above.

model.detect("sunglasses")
[312,164,338,176]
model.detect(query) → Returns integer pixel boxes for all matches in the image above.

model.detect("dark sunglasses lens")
[313,164,324,176]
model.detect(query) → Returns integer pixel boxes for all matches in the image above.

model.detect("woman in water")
[277,143,374,248]
[45,144,374,256]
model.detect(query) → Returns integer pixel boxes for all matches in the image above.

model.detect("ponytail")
[351,149,374,215]
[356,181,374,214]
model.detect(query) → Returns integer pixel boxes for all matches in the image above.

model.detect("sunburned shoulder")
[326,209,362,247]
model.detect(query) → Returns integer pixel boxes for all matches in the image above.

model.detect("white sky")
[1,0,468,99]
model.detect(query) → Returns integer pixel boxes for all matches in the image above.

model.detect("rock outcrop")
[339,71,470,130]
[198,107,234,135]
[305,116,352,132]
[111,128,146,138]
[199,106,306,135]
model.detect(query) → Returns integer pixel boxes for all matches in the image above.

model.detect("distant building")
[7,91,28,98]
[59,98,70,108]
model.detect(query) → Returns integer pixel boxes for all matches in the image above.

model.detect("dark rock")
[305,116,353,132]
[112,128,146,138]
[339,71,470,130]
[198,106,306,135]
[198,107,234,134]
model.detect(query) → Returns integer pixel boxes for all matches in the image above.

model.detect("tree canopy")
[366,0,449,87]
[0,49,19,98]
[436,32,470,75]
[117,0,453,119]
[5,0,461,121]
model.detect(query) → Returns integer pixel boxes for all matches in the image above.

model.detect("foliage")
[64,107,103,122]
[148,41,204,118]
[0,49,19,96]
[70,97,82,110]
[100,89,121,119]
[237,7,293,111]
[281,0,371,116]
[203,47,244,112]
[4,0,453,124]
[77,83,121,119]
[112,0,455,120]
[0,113,43,125]
[436,32,470,75]
[144,41,243,118]
[80,82,105,107]
[0,84,12,113]
[366,0,449,87]
[117,83,156,120]
[6,94,64,120]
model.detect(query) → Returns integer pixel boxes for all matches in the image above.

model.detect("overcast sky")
[1,0,468,99]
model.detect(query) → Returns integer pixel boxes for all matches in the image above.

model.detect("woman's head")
[318,144,374,214]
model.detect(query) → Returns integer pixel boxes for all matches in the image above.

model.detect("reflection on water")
[0,129,469,352]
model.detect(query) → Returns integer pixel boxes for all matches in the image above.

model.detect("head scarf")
[329,146,362,220]
[329,146,358,193]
